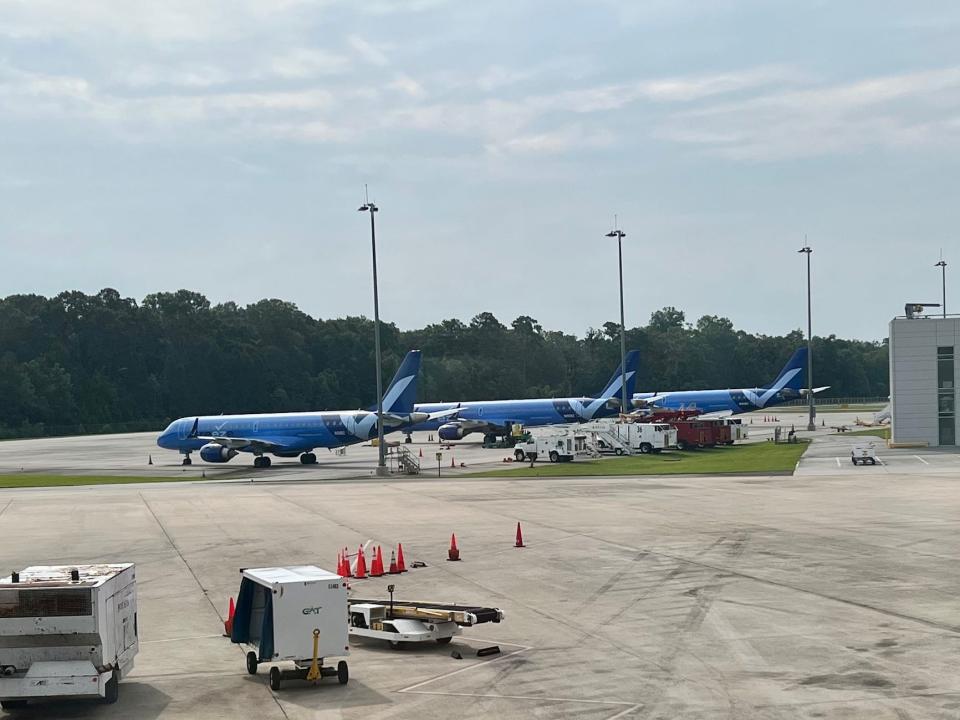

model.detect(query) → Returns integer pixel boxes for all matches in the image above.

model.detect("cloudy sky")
[1,1,958,340]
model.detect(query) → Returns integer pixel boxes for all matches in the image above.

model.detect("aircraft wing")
[697,410,734,419]
[428,406,468,421]
[196,435,289,453]
[633,394,671,408]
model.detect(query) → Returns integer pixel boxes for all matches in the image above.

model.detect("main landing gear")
[299,453,317,465]
[253,456,272,469]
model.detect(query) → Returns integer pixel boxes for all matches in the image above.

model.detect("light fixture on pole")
[935,251,947,318]
[606,222,628,415]
[358,190,387,475]
[797,243,815,431]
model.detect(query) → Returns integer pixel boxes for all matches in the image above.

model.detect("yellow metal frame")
[306,629,321,682]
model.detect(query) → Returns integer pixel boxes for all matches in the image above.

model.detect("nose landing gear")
[253,456,272,468]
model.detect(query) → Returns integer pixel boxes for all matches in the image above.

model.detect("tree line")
[0,289,888,438]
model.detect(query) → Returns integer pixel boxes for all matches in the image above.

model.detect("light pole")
[936,252,947,317]
[606,224,628,414]
[798,244,815,431]
[358,194,387,475]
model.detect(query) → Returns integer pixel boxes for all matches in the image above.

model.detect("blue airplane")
[632,347,826,415]
[408,350,641,442]
[156,350,457,467]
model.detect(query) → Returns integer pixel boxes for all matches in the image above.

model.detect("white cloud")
[270,48,351,79]
[388,74,426,98]
[657,67,960,160]
[492,125,615,155]
[347,35,390,67]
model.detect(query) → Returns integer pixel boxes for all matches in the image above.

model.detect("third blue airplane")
[632,347,826,415]
[407,351,640,442]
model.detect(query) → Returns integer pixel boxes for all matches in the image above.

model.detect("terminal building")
[889,311,958,447]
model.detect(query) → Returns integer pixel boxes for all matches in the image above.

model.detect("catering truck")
[0,564,138,709]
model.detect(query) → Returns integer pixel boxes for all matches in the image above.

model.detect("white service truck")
[230,566,349,692]
[0,564,138,709]
[514,431,585,462]
[612,422,677,454]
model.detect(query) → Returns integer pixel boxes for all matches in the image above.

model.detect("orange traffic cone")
[396,543,407,572]
[338,550,348,577]
[223,596,235,636]
[515,522,525,548]
[355,545,367,579]
[371,546,384,577]
[388,550,399,574]
[447,533,461,561]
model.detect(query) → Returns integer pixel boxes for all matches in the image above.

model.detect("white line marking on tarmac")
[398,642,642,716]
[835,457,841,468]
[397,643,530,693]
[141,634,223,644]
[606,704,643,720]
[915,455,930,465]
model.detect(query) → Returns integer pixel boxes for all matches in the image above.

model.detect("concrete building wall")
[889,316,959,447]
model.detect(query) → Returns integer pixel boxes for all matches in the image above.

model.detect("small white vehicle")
[724,418,748,444]
[348,595,504,649]
[851,443,878,465]
[349,604,460,648]
[514,432,584,463]
[230,566,349,692]
[0,564,138,709]
[611,422,678,454]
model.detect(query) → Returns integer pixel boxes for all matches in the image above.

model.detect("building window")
[938,346,955,446]
[940,417,956,446]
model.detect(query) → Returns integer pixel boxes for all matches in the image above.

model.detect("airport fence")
[0,419,170,441]
[777,396,888,407]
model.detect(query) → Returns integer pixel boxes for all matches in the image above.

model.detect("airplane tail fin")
[766,347,807,391]
[381,350,422,414]
[596,350,640,403]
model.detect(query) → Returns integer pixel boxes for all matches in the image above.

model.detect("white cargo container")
[230,566,349,691]
[612,422,677,454]
[0,564,137,709]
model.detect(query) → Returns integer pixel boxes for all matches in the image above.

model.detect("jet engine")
[438,422,466,441]
[199,443,239,463]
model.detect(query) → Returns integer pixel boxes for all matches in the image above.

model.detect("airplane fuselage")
[157,410,410,455]
[410,396,620,434]
[633,387,802,415]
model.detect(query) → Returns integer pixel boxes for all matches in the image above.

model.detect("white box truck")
[0,564,137,709]
[513,431,583,462]
[612,422,677,454]
[230,566,349,692]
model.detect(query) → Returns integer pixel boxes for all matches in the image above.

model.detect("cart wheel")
[269,666,282,692]
[103,670,120,704]
[614,447,624,456]
[337,660,349,685]
[436,636,453,645]
[246,651,259,675]
[389,639,402,650]
[514,449,525,462]
[1,700,28,710]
